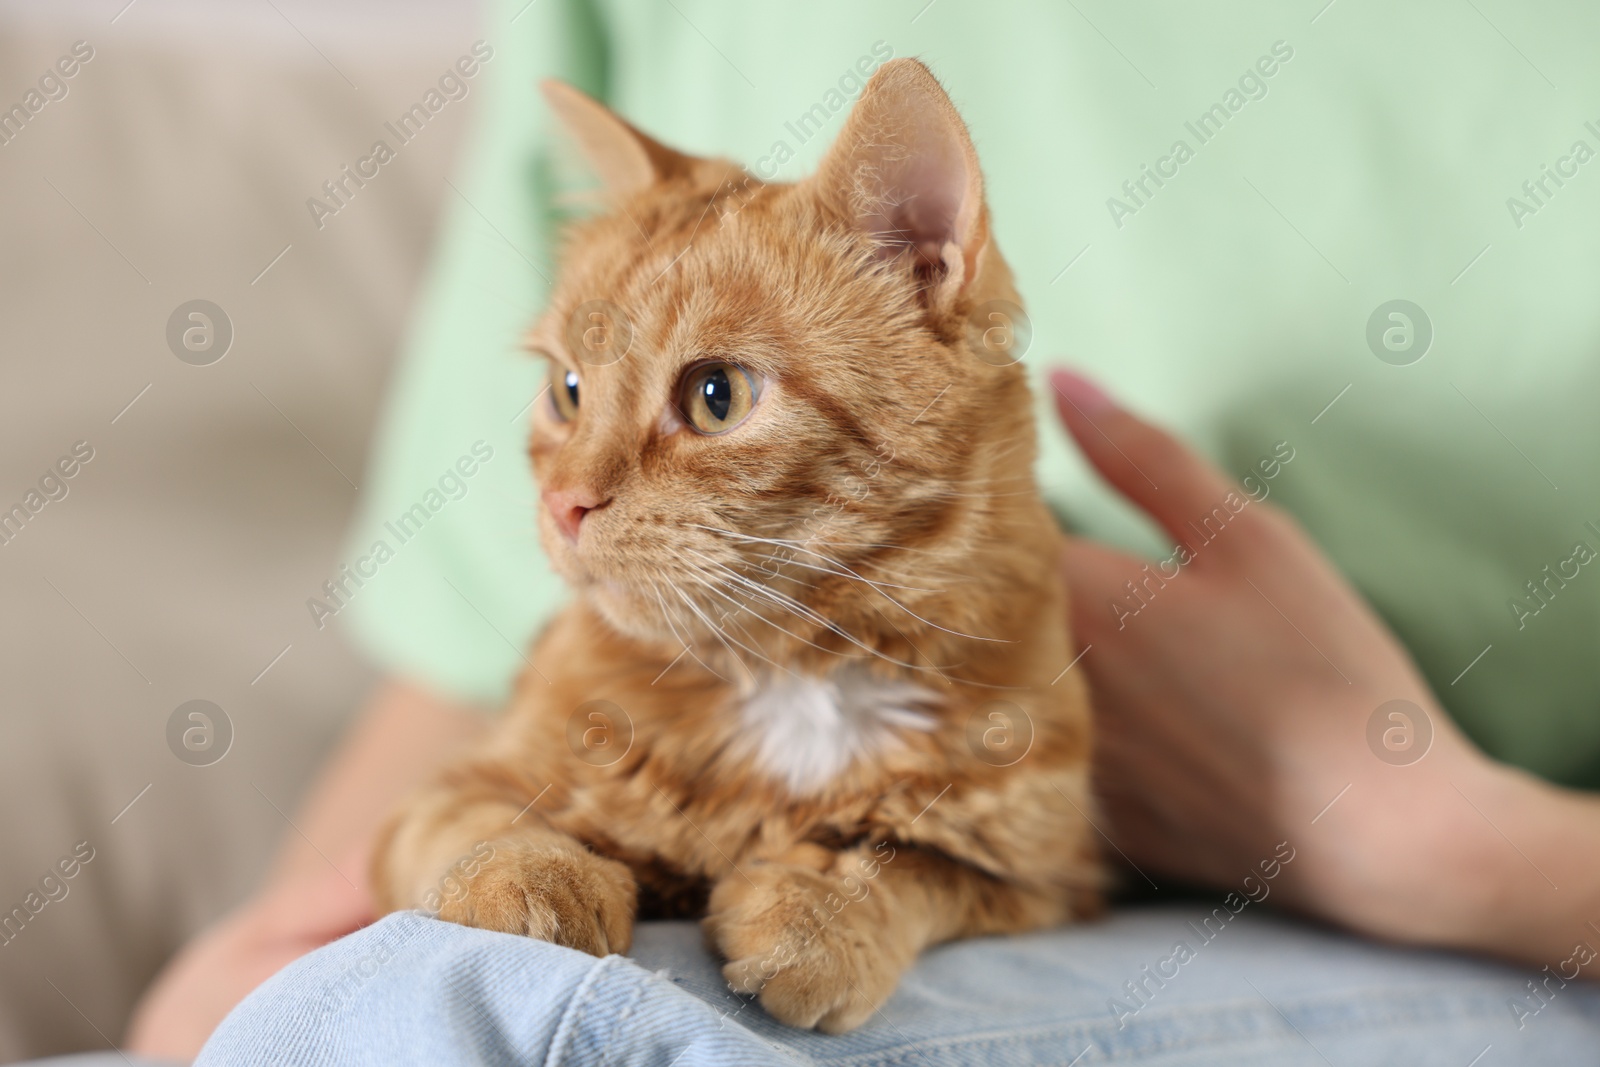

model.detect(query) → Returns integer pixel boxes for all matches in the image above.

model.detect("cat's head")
[526,59,1039,663]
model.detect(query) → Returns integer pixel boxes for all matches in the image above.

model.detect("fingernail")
[1050,369,1114,414]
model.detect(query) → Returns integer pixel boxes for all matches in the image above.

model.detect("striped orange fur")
[371,59,1100,1033]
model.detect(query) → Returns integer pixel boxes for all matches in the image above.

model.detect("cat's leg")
[704,843,1073,1032]
[371,760,636,956]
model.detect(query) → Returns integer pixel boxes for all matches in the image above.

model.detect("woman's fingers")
[1050,369,1259,557]
[1059,537,1147,620]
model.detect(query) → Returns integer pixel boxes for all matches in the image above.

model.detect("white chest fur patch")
[737,669,940,794]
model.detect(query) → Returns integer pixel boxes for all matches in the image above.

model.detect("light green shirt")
[341,0,1600,789]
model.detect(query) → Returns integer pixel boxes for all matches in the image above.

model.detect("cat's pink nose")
[543,486,607,543]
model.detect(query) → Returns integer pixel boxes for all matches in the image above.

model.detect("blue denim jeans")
[33,904,1600,1066]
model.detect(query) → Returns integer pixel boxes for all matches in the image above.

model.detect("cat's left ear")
[540,80,699,199]
[807,58,989,313]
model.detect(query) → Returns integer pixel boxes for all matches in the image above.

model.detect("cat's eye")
[679,362,759,434]
[547,360,580,422]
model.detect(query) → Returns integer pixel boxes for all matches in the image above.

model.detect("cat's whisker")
[663,576,738,648]
[702,526,945,618]
[685,550,940,673]
[723,529,964,586]
[647,578,727,681]
[692,553,877,654]
[667,579,766,683]
[690,549,846,621]
[925,488,1039,499]
[712,598,770,646]
[704,584,845,661]
[691,525,1010,644]
[795,537,937,556]
[931,474,1037,493]
[735,533,944,583]
[691,555,846,642]
[689,577,820,678]
[766,556,947,593]
[689,550,866,643]
[941,474,1036,489]
[647,579,691,647]
[746,552,933,594]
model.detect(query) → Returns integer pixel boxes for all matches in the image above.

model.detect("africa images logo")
[305,42,494,230]
[305,442,494,629]
[1105,40,1295,229]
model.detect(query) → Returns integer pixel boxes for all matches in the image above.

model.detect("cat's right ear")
[806,59,990,315]
[540,80,697,198]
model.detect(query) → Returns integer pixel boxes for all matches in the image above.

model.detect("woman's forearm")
[263,678,489,894]
[1450,764,1600,975]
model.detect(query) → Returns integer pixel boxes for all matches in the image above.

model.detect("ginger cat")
[371,58,1100,1033]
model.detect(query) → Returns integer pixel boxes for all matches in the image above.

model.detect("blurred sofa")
[0,1,477,1058]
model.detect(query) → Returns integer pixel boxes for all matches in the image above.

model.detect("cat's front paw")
[706,864,909,1033]
[436,842,636,956]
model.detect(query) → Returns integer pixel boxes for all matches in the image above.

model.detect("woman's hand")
[1050,369,1600,968]
[124,859,372,1061]
[124,680,487,1060]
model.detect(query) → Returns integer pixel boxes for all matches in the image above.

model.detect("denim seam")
[829,1023,1333,1067]
[820,982,1537,1066]
[544,953,625,1067]
[1108,983,1514,1038]
[593,959,654,1067]
[828,1025,1114,1067]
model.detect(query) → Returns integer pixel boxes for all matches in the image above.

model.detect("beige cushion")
[0,3,473,1057]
